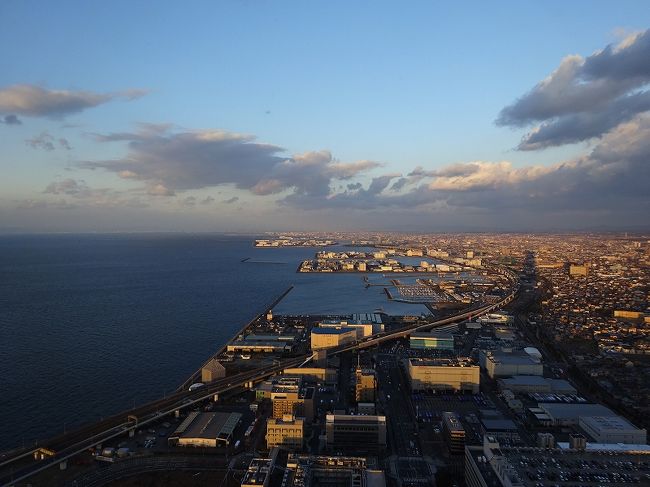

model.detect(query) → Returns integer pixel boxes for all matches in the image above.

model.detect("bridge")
[0,269,519,486]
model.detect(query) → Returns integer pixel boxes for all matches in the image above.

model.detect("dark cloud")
[26,132,55,151]
[389,177,408,191]
[347,182,363,191]
[223,196,239,204]
[84,126,381,200]
[277,114,650,223]
[1,114,21,125]
[518,90,650,150]
[0,84,147,119]
[497,30,650,149]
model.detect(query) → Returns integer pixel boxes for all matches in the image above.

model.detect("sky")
[1,1,649,232]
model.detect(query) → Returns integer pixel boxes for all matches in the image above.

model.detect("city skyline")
[1,1,649,232]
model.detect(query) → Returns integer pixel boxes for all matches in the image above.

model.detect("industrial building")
[409,332,455,350]
[480,350,543,379]
[497,375,576,394]
[201,358,226,383]
[311,327,357,350]
[407,358,480,393]
[266,414,304,450]
[579,416,647,445]
[442,412,466,454]
[325,414,387,452]
[168,411,242,448]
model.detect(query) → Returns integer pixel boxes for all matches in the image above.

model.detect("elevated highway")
[1,269,519,486]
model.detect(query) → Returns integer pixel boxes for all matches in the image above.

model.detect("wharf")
[178,285,294,391]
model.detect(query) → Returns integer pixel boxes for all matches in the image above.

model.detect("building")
[168,411,242,447]
[283,367,338,384]
[442,412,466,454]
[311,327,357,351]
[319,320,374,340]
[480,350,543,379]
[242,458,273,487]
[284,454,386,487]
[497,376,576,394]
[477,313,513,325]
[579,416,647,445]
[227,340,291,354]
[480,419,518,441]
[569,264,588,276]
[537,432,556,448]
[355,367,376,402]
[325,414,387,452]
[407,358,480,393]
[201,358,226,383]
[465,435,650,487]
[537,403,615,426]
[358,402,376,415]
[270,377,315,422]
[409,332,455,350]
[266,414,304,450]
[241,449,281,487]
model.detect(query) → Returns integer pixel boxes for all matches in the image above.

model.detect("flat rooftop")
[172,411,242,441]
[539,403,614,420]
[311,327,356,335]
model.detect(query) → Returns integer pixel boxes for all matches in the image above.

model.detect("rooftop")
[311,327,356,335]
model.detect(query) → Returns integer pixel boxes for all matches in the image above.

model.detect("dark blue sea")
[0,234,428,450]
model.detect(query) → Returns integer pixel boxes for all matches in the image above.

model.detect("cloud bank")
[497,30,650,150]
[0,84,146,121]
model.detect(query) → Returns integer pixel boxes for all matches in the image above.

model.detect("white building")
[579,416,647,445]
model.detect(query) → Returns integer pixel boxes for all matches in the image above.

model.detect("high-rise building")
[442,412,465,454]
[355,365,376,402]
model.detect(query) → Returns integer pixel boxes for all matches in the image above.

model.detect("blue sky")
[1,1,649,231]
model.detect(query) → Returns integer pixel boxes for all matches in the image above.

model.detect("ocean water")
[0,234,427,450]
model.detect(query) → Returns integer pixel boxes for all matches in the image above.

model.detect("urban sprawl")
[3,232,649,487]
